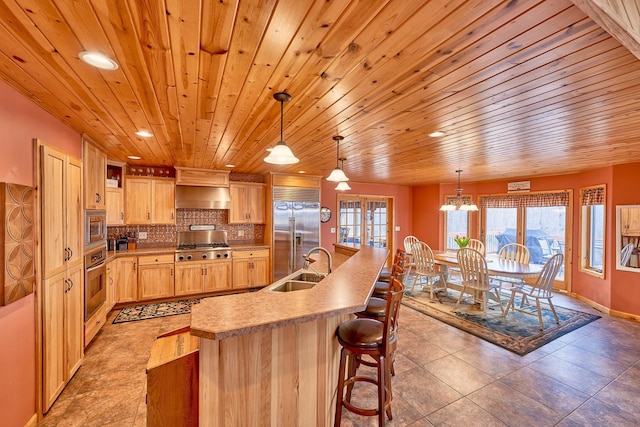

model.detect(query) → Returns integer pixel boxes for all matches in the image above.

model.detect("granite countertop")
[189,245,389,341]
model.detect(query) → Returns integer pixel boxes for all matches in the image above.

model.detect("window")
[444,209,470,251]
[580,185,605,277]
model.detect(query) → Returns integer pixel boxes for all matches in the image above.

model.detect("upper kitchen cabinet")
[106,161,125,225]
[175,167,229,186]
[83,138,106,210]
[229,182,266,224]
[125,176,175,225]
[621,206,640,236]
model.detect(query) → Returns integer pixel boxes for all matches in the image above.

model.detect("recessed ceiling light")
[225,164,235,168]
[135,130,153,138]
[127,155,141,160]
[78,51,119,70]
[429,131,445,137]
[298,170,306,174]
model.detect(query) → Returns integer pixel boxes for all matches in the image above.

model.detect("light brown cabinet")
[229,182,266,224]
[41,145,83,279]
[40,143,84,412]
[42,261,83,411]
[138,254,175,300]
[83,139,106,210]
[232,249,270,289]
[621,207,640,236]
[106,187,124,225]
[125,177,175,224]
[116,256,138,303]
[175,260,232,296]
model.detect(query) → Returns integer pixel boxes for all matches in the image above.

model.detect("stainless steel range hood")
[175,185,231,209]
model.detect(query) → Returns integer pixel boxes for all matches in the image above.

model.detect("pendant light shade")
[264,92,299,165]
[440,170,478,211]
[335,158,351,191]
[335,181,351,191]
[326,136,349,182]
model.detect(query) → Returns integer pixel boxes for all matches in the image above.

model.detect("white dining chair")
[493,243,531,288]
[408,241,444,299]
[403,235,419,277]
[455,248,503,318]
[467,239,485,255]
[502,253,564,330]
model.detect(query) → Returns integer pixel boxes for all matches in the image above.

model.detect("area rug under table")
[112,298,201,324]
[401,290,601,355]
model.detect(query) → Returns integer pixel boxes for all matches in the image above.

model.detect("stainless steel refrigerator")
[272,187,320,281]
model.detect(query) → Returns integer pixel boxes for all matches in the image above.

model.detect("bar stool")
[372,251,407,299]
[334,278,405,426]
[377,249,405,282]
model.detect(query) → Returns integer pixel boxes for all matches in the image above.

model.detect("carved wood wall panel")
[0,183,35,306]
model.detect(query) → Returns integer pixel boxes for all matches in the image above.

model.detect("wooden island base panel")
[190,244,388,427]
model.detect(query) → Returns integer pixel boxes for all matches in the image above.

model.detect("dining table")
[432,250,544,281]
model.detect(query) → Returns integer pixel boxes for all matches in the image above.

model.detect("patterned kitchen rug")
[401,290,601,355]
[112,298,201,324]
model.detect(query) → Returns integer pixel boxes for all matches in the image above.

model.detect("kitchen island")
[190,244,388,427]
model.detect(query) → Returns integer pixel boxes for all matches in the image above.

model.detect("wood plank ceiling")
[1,0,640,186]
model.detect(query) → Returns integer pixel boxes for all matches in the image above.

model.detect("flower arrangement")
[454,235,470,248]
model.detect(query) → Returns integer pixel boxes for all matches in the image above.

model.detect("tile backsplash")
[108,208,265,248]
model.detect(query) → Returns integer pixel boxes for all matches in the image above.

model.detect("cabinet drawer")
[139,254,175,265]
[85,303,107,347]
[232,249,269,260]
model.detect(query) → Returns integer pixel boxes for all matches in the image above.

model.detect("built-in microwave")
[85,210,107,249]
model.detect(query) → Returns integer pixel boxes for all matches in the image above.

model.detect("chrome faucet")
[303,246,333,276]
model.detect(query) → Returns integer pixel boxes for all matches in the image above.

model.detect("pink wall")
[0,80,81,427]
[610,163,640,315]
[320,180,412,256]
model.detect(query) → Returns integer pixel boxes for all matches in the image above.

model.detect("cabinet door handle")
[63,248,69,262]
[171,212,174,219]
[64,279,69,293]
[96,192,101,203]
[68,278,73,290]
[120,212,124,220]
[148,213,151,220]
[134,262,137,271]
[170,268,173,276]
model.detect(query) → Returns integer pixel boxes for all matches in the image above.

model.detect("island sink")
[269,280,317,292]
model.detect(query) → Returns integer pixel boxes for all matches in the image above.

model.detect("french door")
[480,191,571,291]
[337,195,393,253]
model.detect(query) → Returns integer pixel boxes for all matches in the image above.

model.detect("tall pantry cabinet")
[38,142,84,412]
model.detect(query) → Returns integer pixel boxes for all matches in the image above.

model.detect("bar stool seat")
[335,278,404,426]
[356,297,386,319]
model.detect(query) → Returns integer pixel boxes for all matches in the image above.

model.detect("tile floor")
[38,293,640,426]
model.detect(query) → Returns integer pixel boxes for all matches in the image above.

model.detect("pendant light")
[264,91,299,164]
[440,170,478,211]
[335,158,351,191]
[326,136,349,182]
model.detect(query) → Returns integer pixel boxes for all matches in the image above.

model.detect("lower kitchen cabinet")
[232,249,270,289]
[42,264,83,411]
[175,260,232,296]
[116,256,138,303]
[139,254,175,300]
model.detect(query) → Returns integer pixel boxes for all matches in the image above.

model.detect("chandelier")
[264,91,299,165]
[440,170,478,211]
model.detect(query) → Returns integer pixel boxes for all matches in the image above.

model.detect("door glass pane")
[366,200,387,248]
[338,199,361,244]
[525,206,566,279]
[486,208,518,255]
[445,210,469,250]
